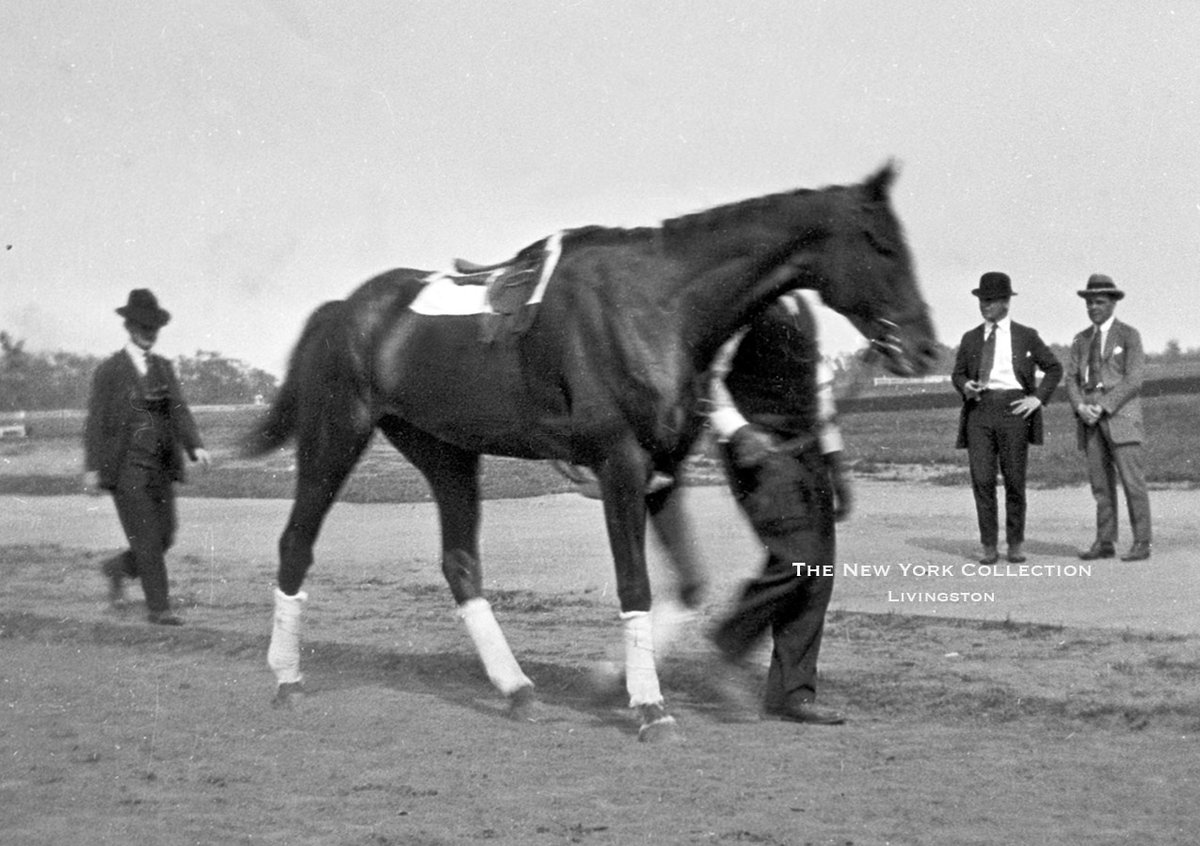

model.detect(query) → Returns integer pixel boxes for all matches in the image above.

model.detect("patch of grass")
[4,393,1198,500]
[0,475,82,496]
[840,393,1200,489]
[927,469,970,486]
[488,587,602,614]
[1146,654,1200,678]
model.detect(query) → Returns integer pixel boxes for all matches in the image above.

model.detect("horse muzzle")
[866,318,938,377]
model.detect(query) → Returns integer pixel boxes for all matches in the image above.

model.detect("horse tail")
[243,300,347,457]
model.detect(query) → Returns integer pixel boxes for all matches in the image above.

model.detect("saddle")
[414,231,562,343]
[451,260,540,340]
[452,257,507,274]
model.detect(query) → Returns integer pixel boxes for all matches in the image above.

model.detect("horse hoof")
[636,703,682,744]
[271,681,305,710]
[505,684,539,723]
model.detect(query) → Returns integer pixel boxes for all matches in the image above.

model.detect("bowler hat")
[116,289,171,328]
[1077,273,1125,300]
[971,271,1015,299]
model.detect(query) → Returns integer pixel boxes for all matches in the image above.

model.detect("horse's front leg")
[646,483,706,659]
[597,442,680,743]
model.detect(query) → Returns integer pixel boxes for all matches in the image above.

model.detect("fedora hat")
[971,271,1015,299]
[1077,273,1125,300]
[116,288,171,328]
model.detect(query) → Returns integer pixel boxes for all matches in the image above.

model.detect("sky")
[3,1,1198,375]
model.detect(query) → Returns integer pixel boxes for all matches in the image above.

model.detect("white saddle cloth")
[409,231,563,316]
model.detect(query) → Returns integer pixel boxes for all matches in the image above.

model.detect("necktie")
[977,323,996,386]
[143,353,170,400]
[1084,328,1102,391]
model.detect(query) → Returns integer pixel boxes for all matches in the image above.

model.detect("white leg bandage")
[458,598,533,696]
[267,588,308,685]
[621,610,663,707]
[651,599,698,661]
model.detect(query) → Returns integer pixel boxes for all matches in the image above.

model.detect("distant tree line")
[0,331,278,412]
[829,337,1200,398]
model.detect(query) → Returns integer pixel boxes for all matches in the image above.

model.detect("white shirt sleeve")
[706,329,750,440]
[706,328,843,453]
[815,359,844,454]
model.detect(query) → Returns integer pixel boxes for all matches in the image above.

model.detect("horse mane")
[559,184,852,254]
[660,186,823,236]
[567,162,899,252]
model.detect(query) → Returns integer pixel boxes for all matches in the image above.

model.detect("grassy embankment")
[1,393,1197,500]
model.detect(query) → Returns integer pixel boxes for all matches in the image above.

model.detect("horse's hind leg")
[378,417,536,720]
[269,421,373,707]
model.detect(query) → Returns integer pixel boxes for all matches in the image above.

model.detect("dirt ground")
[2,487,1198,845]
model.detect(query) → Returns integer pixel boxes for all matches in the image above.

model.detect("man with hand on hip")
[951,272,1062,565]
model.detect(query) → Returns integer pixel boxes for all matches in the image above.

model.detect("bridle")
[763,216,925,375]
[860,305,934,377]
[866,317,903,361]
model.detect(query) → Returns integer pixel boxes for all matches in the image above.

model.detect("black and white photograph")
[2,3,1197,844]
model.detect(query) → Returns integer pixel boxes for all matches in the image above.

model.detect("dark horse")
[245,162,937,741]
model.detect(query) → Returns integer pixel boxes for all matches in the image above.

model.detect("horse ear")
[864,159,900,202]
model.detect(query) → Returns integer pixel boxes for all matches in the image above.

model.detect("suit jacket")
[84,349,203,489]
[1064,319,1145,446]
[951,321,1063,448]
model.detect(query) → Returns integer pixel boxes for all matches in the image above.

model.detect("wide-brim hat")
[116,288,171,329]
[971,271,1015,299]
[1077,273,1125,300]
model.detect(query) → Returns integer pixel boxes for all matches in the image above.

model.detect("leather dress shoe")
[1006,544,1026,564]
[148,611,183,626]
[1120,543,1151,562]
[979,547,999,565]
[766,702,845,725]
[1079,542,1115,561]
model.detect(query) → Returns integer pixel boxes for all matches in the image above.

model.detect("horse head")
[792,161,939,377]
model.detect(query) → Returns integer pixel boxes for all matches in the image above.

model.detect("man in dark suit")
[707,290,850,725]
[1064,274,1152,561]
[952,272,1062,565]
[83,289,210,625]
[564,291,850,724]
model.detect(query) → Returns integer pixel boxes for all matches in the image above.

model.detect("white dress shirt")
[124,342,151,377]
[982,316,1021,391]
